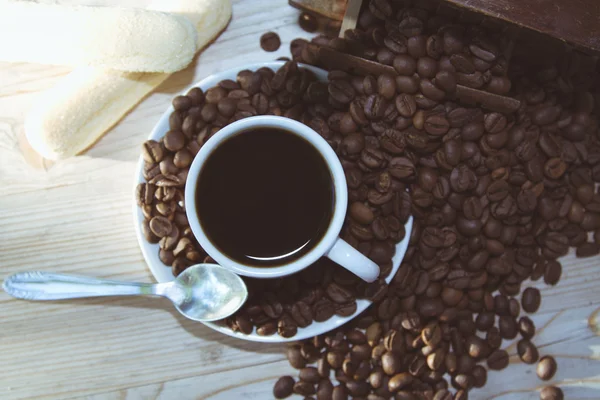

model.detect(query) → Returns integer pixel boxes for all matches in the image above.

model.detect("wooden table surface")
[1,1,600,399]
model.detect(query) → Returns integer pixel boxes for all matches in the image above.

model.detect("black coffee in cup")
[196,128,334,267]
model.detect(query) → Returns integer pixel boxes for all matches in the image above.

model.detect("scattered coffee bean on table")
[260,31,281,52]
[537,356,558,381]
[540,385,564,400]
[273,376,295,399]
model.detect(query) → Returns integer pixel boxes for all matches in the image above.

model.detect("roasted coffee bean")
[470,365,487,388]
[136,183,155,207]
[173,149,192,169]
[483,112,507,134]
[450,54,475,74]
[425,114,450,135]
[257,321,277,336]
[329,80,356,104]
[345,380,369,397]
[363,75,377,95]
[298,12,318,33]
[540,386,564,400]
[395,94,417,118]
[544,158,567,179]
[172,95,192,111]
[407,35,427,58]
[326,351,344,369]
[149,216,172,238]
[418,298,444,318]
[465,335,488,359]
[544,260,562,285]
[299,367,320,384]
[518,316,536,339]
[427,347,446,371]
[522,287,541,313]
[294,380,316,396]
[313,298,336,322]
[452,374,472,391]
[361,148,386,168]
[336,301,357,317]
[576,242,600,257]
[456,217,482,237]
[205,87,227,104]
[393,54,417,75]
[371,218,390,241]
[537,356,558,381]
[326,282,354,304]
[316,358,331,380]
[141,219,159,243]
[433,389,452,400]
[434,70,457,93]
[369,0,392,19]
[517,339,539,364]
[388,373,413,392]
[169,110,184,130]
[200,103,217,122]
[377,75,396,100]
[532,106,561,125]
[487,349,509,370]
[382,351,402,375]
[163,130,186,152]
[341,133,365,155]
[364,94,387,120]
[425,33,443,58]
[350,202,375,225]
[232,314,253,335]
[389,157,416,180]
[316,380,333,400]
[274,376,295,399]
[278,315,298,338]
[142,140,164,163]
[499,315,518,339]
[376,171,393,193]
[463,197,483,221]
[260,31,281,52]
[395,75,419,94]
[331,385,348,400]
[417,57,438,79]
[450,165,477,193]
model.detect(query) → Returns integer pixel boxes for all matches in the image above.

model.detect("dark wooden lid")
[445,0,600,54]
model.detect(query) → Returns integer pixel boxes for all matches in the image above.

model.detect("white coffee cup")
[184,115,380,282]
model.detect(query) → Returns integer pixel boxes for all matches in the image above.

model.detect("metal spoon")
[2,264,248,322]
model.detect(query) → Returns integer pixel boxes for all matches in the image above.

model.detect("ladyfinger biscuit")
[0,1,197,73]
[25,0,232,160]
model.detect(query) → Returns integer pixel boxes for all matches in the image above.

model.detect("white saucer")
[133,61,413,342]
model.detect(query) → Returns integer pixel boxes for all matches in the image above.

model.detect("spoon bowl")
[2,264,248,322]
[172,264,248,321]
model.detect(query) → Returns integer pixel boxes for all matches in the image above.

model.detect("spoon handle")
[2,271,156,300]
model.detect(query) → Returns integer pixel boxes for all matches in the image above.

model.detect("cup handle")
[326,238,380,283]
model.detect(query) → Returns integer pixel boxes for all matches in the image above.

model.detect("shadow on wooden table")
[40,295,286,354]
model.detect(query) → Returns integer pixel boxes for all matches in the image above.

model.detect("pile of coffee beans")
[265,0,599,398]
[137,60,409,338]
[136,0,600,397]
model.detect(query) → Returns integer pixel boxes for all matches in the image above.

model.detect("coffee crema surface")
[196,128,334,267]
